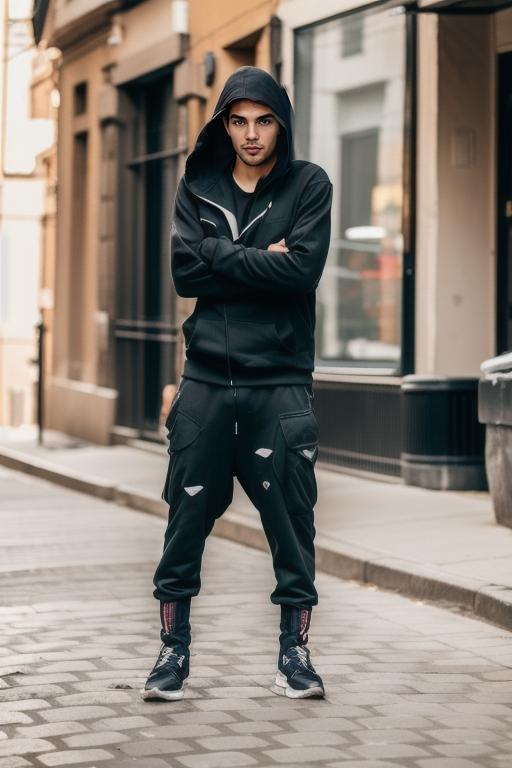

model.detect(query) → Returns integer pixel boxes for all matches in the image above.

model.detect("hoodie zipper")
[223,303,239,434]
[235,201,272,242]
[195,191,273,390]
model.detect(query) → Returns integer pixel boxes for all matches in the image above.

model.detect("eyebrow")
[229,112,275,120]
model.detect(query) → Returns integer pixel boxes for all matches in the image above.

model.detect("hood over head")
[184,66,294,195]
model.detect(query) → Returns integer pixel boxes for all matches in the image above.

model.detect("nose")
[245,122,258,141]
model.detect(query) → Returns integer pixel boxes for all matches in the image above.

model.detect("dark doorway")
[115,72,182,439]
[497,52,512,354]
[69,132,88,381]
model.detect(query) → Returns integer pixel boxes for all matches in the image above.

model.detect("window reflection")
[295,8,406,368]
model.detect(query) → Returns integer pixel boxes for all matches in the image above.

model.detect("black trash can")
[401,376,486,491]
[479,352,512,527]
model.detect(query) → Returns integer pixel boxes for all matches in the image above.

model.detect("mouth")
[243,146,263,155]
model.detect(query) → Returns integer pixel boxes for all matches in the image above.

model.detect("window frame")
[294,3,417,378]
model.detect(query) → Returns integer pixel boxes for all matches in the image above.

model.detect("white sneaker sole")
[141,680,187,701]
[274,670,325,699]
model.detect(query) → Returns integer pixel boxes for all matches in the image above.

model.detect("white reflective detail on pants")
[263,480,270,490]
[302,448,316,461]
[255,448,273,458]
[184,485,204,496]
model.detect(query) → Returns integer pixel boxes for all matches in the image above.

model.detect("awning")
[418,0,512,12]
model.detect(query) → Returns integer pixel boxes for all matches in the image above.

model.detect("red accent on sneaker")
[299,609,310,644]
[162,601,173,634]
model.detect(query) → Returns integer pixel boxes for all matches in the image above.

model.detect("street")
[1,465,512,768]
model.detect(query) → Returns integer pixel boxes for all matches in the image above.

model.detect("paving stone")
[177,753,258,767]
[289,717,358,732]
[433,744,496,758]
[416,759,485,768]
[195,735,268,750]
[5,674,78,686]
[0,700,50,712]
[62,731,129,747]
[0,686,65,700]
[0,739,54,757]
[0,714,32,726]
[118,738,191,756]
[352,728,426,744]
[53,691,134,706]
[326,763,408,768]
[272,732,346,746]
[426,728,503,744]
[37,748,114,765]
[351,742,430,758]
[103,761,171,768]
[40,705,117,722]
[0,758,33,768]
[16,722,87,738]
[262,746,343,763]
[139,724,220,738]
[235,707,306,721]
[38,661,98,673]
[228,721,283,734]
[170,711,236,725]
[356,715,433,729]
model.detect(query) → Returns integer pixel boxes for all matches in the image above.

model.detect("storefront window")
[295,7,407,370]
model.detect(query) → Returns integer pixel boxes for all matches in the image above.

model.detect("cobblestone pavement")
[2,466,512,768]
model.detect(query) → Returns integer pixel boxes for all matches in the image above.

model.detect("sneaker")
[275,645,325,699]
[141,644,189,701]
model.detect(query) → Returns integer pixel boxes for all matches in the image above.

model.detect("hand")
[268,238,289,253]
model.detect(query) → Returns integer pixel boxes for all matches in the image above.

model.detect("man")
[143,66,332,701]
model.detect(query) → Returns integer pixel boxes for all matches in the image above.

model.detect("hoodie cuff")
[198,237,219,264]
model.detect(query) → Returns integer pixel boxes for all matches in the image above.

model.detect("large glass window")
[295,7,407,371]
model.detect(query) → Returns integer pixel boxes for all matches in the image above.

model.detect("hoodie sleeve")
[171,179,246,299]
[199,178,333,295]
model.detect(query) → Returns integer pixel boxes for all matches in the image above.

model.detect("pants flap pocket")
[279,409,319,452]
[169,410,203,452]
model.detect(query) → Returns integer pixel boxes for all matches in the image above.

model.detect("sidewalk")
[5,466,512,767]
[1,427,511,632]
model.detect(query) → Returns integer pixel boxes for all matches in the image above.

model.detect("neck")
[232,154,277,193]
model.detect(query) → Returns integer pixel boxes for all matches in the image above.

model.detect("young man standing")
[143,66,332,701]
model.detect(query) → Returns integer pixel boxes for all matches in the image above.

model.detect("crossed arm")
[171,176,332,299]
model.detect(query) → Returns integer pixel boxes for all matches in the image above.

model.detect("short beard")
[236,148,277,168]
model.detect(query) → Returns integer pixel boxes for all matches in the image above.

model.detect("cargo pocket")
[161,410,203,503]
[273,409,319,514]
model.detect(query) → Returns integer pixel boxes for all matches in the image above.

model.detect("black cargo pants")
[153,377,319,608]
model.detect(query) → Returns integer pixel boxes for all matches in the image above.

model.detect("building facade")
[32,0,512,488]
[33,0,278,444]
[277,0,512,486]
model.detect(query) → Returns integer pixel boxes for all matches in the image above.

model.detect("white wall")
[0,0,55,426]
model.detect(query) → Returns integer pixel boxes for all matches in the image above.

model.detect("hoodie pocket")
[185,318,227,363]
[228,319,295,369]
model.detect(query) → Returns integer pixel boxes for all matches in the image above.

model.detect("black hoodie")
[171,66,333,386]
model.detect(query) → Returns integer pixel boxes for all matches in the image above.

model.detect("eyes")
[230,117,274,127]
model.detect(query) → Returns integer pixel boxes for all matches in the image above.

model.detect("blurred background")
[0,0,509,489]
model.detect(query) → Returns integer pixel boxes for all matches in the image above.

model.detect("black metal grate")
[314,380,402,476]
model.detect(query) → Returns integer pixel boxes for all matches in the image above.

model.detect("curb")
[1,447,511,633]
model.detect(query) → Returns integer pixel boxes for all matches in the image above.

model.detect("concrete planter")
[479,353,512,528]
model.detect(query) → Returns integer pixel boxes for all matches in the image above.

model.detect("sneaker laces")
[288,645,312,669]
[155,645,185,670]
